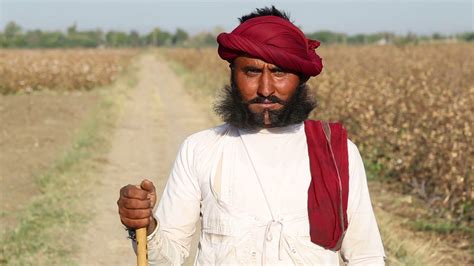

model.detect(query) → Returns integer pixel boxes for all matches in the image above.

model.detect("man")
[117,6,386,265]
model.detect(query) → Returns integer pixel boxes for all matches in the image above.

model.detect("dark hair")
[238,6,291,24]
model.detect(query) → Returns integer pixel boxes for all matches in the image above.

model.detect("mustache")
[213,82,317,129]
[244,95,288,105]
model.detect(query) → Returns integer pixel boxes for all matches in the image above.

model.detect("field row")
[0,49,137,94]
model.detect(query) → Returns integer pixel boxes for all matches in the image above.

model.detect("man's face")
[232,56,301,127]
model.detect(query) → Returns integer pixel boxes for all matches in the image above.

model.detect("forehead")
[233,56,279,68]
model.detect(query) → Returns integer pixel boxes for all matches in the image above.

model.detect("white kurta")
[141,122,385,265]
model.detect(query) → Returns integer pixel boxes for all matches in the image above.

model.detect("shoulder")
[347,139,360,157]
[186,123,231,140]
[176,123,233,178]
[184,123,231,146]
[347,139,365,172]
[180,123,233,157]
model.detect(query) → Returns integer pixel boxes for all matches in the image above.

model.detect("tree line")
[1,21,473,48]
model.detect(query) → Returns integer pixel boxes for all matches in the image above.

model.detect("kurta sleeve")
[340,140,386,265]
[134,137,202,265]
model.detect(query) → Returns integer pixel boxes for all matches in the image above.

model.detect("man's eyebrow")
[242,66,262,72]
[269,66,286,72]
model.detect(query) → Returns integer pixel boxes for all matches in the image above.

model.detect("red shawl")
[304,120,349,250]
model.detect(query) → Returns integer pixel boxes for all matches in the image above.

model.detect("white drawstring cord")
[262,219,285,264]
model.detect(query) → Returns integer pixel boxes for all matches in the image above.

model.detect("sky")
[0,0,472,35]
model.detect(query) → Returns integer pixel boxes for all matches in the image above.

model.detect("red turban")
[217,15,323,77]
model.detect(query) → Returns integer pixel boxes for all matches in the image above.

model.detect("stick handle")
[136,227,147,266]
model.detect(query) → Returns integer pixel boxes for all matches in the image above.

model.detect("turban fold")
[217,15,323,77]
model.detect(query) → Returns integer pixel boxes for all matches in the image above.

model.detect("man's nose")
[257,70,275,97]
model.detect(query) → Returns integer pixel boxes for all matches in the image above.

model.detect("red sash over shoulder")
[304,120,349,250]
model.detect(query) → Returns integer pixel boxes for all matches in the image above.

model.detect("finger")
[117,197,152,209]
[140,179,156,194]
[119,207,152,219]
[120,184,148,200]
[120,216,150,229]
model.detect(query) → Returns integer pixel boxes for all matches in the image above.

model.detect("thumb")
[141,179,157,208]
[140,179,155,194]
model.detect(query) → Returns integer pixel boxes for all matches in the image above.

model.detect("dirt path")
[75,52,214,265]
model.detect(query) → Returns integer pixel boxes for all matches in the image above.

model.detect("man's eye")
[273,70,287,76]
[245,69,260,76]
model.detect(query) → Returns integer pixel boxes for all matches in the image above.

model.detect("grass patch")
[0,55,140,265]
[409,219,474,235]
[166,60,188,77]
[376,209,428,266]
[365,161,385,181]
[370,180,473,264]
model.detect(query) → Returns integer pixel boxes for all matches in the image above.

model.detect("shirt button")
[251,251,257,256]
[291,248,297,254]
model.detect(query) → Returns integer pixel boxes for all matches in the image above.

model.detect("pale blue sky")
[0,0,472,35]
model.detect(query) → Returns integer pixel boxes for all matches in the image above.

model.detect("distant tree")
[80,30,104,47]
[67,23,78,36]
[147,28,172,46]
[129,30,142,46]
[63,23,104,47]
[406,31,419,44]
[3,20,467,48]
[458,32,474,41]
[188,31,217,47]
[106,31,130,47]
[432,32,444,40]
[186,27,223,47]
[366,33,383,43]
[3,21,23,47]
[24,30,43,48]
[306,31,347,44]
[40,31,67,48]
[347,34,367,44]
[172,28,188,46]
[4,21,22,38]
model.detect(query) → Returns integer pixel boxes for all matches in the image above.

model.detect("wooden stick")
[136,227,147,266]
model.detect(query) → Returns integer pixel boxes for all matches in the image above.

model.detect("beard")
[213,80,317,129]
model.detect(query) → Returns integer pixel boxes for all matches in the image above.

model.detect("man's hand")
[117,179,157,235]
